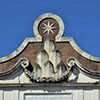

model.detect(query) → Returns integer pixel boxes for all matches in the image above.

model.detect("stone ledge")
[0,83,99,88]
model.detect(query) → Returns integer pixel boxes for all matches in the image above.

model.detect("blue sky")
[0,0,100,57]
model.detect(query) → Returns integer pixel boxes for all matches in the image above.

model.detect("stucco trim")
[0,58,28,79]
[56,37,100,62]
[0,83,99,88]
[0,37,42,63]
[0,36,100,63]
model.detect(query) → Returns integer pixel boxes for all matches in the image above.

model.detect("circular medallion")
[38,18,59,37]
[33,13,64,39]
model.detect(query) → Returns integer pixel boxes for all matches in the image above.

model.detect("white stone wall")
[0,67,99,84]
[0,87,99,100]
[0,68,99,100]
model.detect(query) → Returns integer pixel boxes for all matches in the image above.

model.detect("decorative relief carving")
[20,13,100,82]
[21,52,100,82]
[67,57,100,76]
[33,13,64,40]
[17,13,100,83]
[37,18,59,39]
[22,40,72,82]
[0,13,100,81]
[21,13,72,82]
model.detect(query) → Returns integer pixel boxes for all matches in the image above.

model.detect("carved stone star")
[42,21,57,35]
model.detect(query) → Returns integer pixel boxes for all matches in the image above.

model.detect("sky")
[0,0,100,57]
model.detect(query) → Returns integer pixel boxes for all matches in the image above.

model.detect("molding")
[0,37,100,63]
[67,57,100,77]
[57,36,100,62]
[33,13,65,40]
[0,58,28,79]
[0,38,42,63]
[0,83,99,88]
[68,37,100,62]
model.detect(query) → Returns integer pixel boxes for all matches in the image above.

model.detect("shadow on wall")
[68,67,80,83]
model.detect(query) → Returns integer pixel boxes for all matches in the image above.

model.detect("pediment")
[0,13,100,83]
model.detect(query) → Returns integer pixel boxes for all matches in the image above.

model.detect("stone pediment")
[0,13,100,82]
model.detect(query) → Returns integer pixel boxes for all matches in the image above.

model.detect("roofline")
[56,37,100,62]
[0,37,42,63]
[0,36,100,63]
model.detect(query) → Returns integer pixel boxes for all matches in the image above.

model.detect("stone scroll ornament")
[21,13,73,82]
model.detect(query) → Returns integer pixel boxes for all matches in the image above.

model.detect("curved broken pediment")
[0,13,100,83]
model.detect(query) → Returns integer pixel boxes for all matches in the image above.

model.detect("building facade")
[0,13,100,100]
